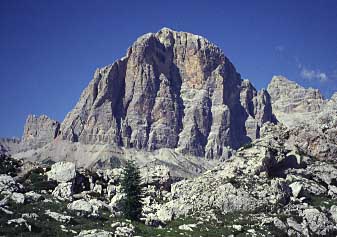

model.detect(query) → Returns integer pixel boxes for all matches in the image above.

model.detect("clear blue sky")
[1,0,337,138]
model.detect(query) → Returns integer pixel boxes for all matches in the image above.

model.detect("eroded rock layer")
[22,114,60,149]
[60,28,275,159]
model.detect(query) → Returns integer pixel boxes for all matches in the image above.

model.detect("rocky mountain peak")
[59,28,275,159]
[267,75,326,127]
[22,114,60,149]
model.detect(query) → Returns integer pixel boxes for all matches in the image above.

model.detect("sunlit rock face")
[60,28,275,159]
[22,114,60,150]
[267,76,337,160]
[267,75,326,128]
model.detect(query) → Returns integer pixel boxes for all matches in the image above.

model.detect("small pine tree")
[120,160,143,221]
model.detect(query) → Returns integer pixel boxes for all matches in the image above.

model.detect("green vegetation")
[120,160,143,221]
[309,195,337,209]
[19,167,58,192]
[0,154,22,176]
[242,142,253,149]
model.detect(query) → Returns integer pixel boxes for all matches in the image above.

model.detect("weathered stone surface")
[67,199,93,215]
[302,208,335,235]
[22,114,60,149]
[10,192,25,204]
[60,28,275,159]
[0,175,18,193]
[24,191,42,202]
[330,205,337,223]
[141,165,172,190]
[52,182,73,201]
[47,161,76,183]
[267,76,337,160]
[45,210,73,223]
[267,75,325,127]
[152,129,296,223]
[0,138,20,155]
[77,229,113,237]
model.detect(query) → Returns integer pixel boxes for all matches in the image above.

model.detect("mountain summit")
[59,28,275,159]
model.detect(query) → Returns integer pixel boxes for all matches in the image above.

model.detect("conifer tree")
[120,160,143,220]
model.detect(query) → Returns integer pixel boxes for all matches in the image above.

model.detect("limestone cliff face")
[60,28,274,159]
[22,114,60,149]
[267,76,337,159]
[267,75,326,127]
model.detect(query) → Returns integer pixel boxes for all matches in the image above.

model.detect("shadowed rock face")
[60,28,275,159]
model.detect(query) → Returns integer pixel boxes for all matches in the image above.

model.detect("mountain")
[267,75,326,127]
[59,27,275,159]
[21,115,60,150]
[267,75,337,159]
[3,29,336,174]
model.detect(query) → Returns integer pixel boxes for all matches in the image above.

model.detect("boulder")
[302,208,335,235]
[10,192,25,204]
[24,191,43,202]
[330,205,337,223]
[45,210,72,223]
[0,174,18,193]
[52,182,73,201]
[76,229,113,237]
[67,199,93,215]
[47,161,76,183]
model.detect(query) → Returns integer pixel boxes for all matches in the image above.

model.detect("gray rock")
[47,161,76,183]
[24,191,42,202]
[0,174,18,193]
[302,208,335,235]
[0,138,20,155]
[60,28,275,159]
[114,223,135,237]
[267,75,325,128]
[22,114,60,150]
[178,224,197,231]
[289,182,302,198]
[267,75,337,160]
[21,213,39,220]
[153,132,293,221]
[52,182,73,201]
[286,217,308,236]
[67,199,93,215]
[330,205,337,223]
[141,165,171,190]
[7,218,32,232]
[45,210,72,223]
[10,192,25,204]
[77,229,113,237]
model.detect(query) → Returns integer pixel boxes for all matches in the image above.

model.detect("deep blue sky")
[1,0,337,138]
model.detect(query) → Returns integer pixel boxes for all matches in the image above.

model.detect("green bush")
[20,167,57,192]
[120,160,143,221]
[0,154,22,176]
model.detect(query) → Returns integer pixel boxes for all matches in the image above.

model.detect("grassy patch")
[19,168,57,192]
[309,195,337,209]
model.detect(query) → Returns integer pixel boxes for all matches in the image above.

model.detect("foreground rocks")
[145,123,337,236]
[1,126,337,236]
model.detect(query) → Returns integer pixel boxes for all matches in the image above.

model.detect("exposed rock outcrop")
[60,28,274,159]
[22,114,60,150]
[267,75,326,127]
[267,76,337,159]
[0,138,20,155]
